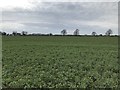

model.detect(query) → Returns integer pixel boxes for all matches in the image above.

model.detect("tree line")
[61,29,113,36]
[0,29,116,36]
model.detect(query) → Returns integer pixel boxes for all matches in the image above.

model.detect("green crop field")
[2,36,119,88]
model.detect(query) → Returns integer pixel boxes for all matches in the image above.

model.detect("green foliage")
[2,36,118,88]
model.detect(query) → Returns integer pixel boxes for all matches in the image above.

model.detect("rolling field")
[2,36,118,88]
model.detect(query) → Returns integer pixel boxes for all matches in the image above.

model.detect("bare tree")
[0,31,2,35]
[74,29,79,35]
[2,32,6,36]
[105,29,113,36]
[12,31,17,36]
[61,29,67,35]
[92,32,97,36]
[22,31,27,36]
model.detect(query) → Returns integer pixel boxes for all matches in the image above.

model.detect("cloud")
[0,22,25,32]
[1,2,118,35]
[85,21,117,29]
[0,0,36,10]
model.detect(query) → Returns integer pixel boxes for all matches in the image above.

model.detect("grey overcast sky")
[0,0,118,35]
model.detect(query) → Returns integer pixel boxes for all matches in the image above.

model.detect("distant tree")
[12,31,17,36]
[74,29,79,35]
[61,29,67,35]
[2,32,6,35]
[22,31,27,36]
[49,33,53,36]
[105,29,113,36]
[31,33,39,36]
[17,33,21,36]
[92,32,97,36]
[99,34,103,36]
[7,34,9,36]
[0,31,2,35]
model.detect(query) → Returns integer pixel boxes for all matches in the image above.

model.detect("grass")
[2,36,118,88]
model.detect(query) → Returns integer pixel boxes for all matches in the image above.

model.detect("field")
[2,36,118,88]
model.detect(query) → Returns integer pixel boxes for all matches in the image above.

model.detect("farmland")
[2,36,118,88]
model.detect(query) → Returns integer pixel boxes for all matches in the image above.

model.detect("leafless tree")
[74,29,79,35]
[22,31,28,36]
[105,29,113,36]
[92,32,97,36]
[12,31,17,36]
[61,29,67,35]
